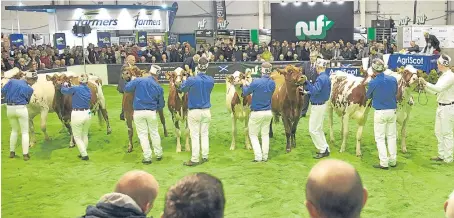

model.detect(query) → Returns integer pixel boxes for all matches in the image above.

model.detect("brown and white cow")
[225,71,252,150]
[270,65,307,152]
[46,73,111,147]
[165,67,190,152]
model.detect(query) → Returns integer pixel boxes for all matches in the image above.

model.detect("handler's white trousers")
[133,110,162,161]
[374,109,397,167]
[7,105,29,155]
[188,109,211,162]
[309,104,330,153]
[249,110,273,161]
[71,110,91,157]
[435,105,454,163]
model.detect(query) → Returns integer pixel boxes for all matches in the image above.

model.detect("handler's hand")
[418,77,427,85]
[63,82,69,87]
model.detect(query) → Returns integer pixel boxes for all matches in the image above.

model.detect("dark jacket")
[169,50,180,62]
[320,48,332,60]
[425,35,440,52]
[234,50,243,61]
[407,45,420,53]
[81,193,151,218]
[271,46,281,61]
[300,48,310,61]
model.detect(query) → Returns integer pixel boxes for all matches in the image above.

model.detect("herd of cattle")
[0,64,419,157]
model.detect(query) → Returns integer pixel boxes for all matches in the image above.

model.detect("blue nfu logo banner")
[97,32,111,47]
[54,33,66,50]
[136,31,148,47]
[270,2,354,42]
[9,34,24,47]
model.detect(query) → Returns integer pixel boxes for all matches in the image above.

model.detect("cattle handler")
[366,59,398,170]
[242,62,276,162]
[124,67,165,165]
[2,69,36,161]
[419,54,454,164]
[61,74,92,161]
[300,59,331,159]
[178,56,215,166]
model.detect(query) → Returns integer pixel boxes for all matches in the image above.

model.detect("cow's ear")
[245,71,252,77]
[278,69,286,75]
[299,67,303,73]
[165,71,171,80]
[46,75,53,81]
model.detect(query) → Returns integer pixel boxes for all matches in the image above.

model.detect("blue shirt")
[61,84,91,109]
[366,73,398,110]
[242,75,276,111]
[180,72,214,109]
[1,79,34,105]
[124,76,165,111]
[304,71,331,104]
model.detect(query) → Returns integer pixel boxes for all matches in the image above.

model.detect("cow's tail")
[95,81,107,126]
[273,113,280,123]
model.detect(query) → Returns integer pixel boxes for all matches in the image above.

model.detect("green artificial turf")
[1,84,453,218]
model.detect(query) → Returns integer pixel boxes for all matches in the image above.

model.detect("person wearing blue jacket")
[178,56,214,166]
[302,59,331,159]
[2,68,36,161]
[242,62,276,162]
[124,70,165,165]
[61,74,92,161]
[366,59,398,170]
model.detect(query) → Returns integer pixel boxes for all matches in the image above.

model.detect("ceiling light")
[294,1,301,6]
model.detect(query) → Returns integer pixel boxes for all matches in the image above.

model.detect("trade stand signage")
[54,33,67,50]
[9,34,24,47]
[326,67,361,77]
[56,8,168,31]
[136,31,148,47]
[388,54,438,72]
[214,0,227,30]
[270,2,354,42]
[195,30,214,38]
[97,32,111,47]
[217,30,235,36]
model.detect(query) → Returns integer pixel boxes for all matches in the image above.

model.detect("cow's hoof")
[127,148,133,153]
[402,147,407,153]
[176,148,182,153]
[230,146,235,150]
[185,148,191,152]
[269,133,274,138]
[356,152,362,157]
[106,128,112,135]
[339,148,345,153]
[164,131,169,137]
[286,149,291,153]
[69,145,76,149]
[59,129,66,133]
[246,146,252,150]
[29,143,35,148]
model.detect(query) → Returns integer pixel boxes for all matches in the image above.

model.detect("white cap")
[438,54,451,67]
[316,58,329,67]
[174,67,184,75]
[149,65,161,75]
[232,71,241,78]
[404,65,417,74]
[25,71,38,79]
[79,74,89,83]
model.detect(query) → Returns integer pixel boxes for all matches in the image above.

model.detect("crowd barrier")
[36,60,363,85]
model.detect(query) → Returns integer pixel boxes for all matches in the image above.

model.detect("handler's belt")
[134,109,156,111]
[311,102,325,106]
[7,103,26,106]
[73,108,89,111]
[438,102,454,106]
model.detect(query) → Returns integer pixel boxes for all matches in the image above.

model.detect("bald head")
[446,191,454,218]
[126,55,136,66]
[115,170,159,213]
[306,159,367,218]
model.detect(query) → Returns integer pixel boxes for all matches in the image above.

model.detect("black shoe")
[157,156,163,161]
[9,151,15,158]
[389,163,397,168]
[183,160,199,166]
[78,154,82,159]
[314,149,330,159]
[300,114,306,118]
[263,159,268,162]
[430,157,444,162]
[23,154,30,161]
[81,156,89,161]
[252,160,261,162]
[373,164,389,170]
[142,159,152,165]
[202,158,208,163]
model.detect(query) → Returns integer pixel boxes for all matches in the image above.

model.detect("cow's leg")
[291,119,300,148]
[158,109,168,137]
[64,120,75,148]
[269,119,274,138]
[100,108,112,135]
[401,117,409,153]
[230,114,237,150]
[328,105,335,144]
[175,118,182,153]
[340,115,349,153]
[282,117,292,153]
[184,120,190,152]
[244,115,251,150]
[29,118,36,148]
[126,118,134,153]
[355,124,364,157]
[40,110,51,141]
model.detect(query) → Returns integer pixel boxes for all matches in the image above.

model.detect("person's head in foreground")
[82,170,159,218]
[162,173,225,218]
[445,190,454,218]
[306,159,368,218]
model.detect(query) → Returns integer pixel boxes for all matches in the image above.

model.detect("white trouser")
[309,103,330,153]
[248,110,273,161]
[188,109,211,162]
[374,109,397,167]
[133,110,162,161]
[7,105,29,155]
[435,105,454,163]
[71,110,92,157]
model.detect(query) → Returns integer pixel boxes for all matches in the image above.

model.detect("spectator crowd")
[2,38,399,72]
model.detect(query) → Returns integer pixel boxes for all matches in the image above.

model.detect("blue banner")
[9,34,24,47]
[388,54,439,73]
[54,33,66,50]
[168,2,178,31]
[136,31,148,47]
[326,67,361,77]
[97,32,111,47]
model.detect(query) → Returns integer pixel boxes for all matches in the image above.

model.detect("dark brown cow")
[225,71,253,150]
[165,67,190,152]
[270,65,307,152]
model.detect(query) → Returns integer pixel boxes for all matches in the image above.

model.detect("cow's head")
[122,66,144,81]
[226,71,252,87]
[46,73,70,89]
[166,67,190,86]
[278,65,306,86]
[401,66,418,87]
